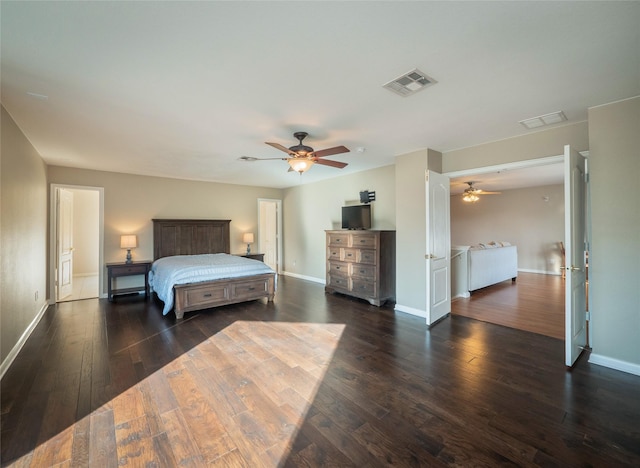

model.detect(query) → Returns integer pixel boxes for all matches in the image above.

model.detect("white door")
[57,188,74,301]
[258,199,281,273]
[426,171,451,325]
[564,145,588,367]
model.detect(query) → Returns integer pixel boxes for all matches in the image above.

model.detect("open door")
[564,145,588,367]
[258,199,282,273]
[57,188,74,301]
[426,170,451,326]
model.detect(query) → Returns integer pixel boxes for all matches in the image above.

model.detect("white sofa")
[451,244,518,298]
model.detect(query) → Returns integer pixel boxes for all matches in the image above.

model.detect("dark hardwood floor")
[452,272,565,340]
[2,276,639,466]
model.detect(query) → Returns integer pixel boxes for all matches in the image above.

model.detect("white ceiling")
[2,2,638,189]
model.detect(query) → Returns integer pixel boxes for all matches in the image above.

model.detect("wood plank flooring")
[452,272,565,340]
[2,276,640,466]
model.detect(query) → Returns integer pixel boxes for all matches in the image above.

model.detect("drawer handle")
[347,253,353,257]
[248,287,255,291]
[336,266,340,270]
[359,269,365,274]
[360,240,366,243]
[203,293,212,297]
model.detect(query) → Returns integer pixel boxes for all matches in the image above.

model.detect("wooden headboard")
[152,219,231,260]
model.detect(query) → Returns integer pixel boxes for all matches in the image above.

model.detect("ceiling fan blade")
[313,145,350,158]
[239,156,286,162]
[476,190,501,194]
[266,142,295,155]
[314,158,348,169]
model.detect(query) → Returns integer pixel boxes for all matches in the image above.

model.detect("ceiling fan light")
[462,193,479,203]
[288,158,314,174]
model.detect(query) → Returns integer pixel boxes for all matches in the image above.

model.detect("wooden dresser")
[325,230,396,306]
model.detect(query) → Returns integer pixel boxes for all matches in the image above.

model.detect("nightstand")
[106,261,152,301]
[239,253,265,262]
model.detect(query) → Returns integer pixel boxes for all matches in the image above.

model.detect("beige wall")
[451,184,565,274]
[394,149,429,313]
[1,106,49,366]
[48,166,283,293]
[588,97,640,372]
[282,165,395,281]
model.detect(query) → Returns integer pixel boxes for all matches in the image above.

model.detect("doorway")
[258,198,282,273]
[50,184,104,303]
[447,151,589,366]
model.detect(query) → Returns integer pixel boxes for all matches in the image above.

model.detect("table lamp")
[120,235,137,263]
[243,233,254,255]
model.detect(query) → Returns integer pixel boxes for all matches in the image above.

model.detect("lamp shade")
[288,158,314,173]
[242,233,254,244]
[120,235,138,249]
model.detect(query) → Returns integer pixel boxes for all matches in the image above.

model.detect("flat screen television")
[341,204,371,230]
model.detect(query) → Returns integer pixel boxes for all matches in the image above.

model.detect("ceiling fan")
[240,132,350,174]
[462,181,501,202]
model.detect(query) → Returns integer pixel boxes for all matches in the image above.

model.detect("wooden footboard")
[172,273,276,319]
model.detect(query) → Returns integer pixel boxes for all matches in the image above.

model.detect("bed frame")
[152,219,275,319]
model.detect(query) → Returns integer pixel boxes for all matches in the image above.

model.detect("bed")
[149,219,276,319]
[451,243,517,297]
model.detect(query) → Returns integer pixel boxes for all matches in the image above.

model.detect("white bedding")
[149,253,276,315]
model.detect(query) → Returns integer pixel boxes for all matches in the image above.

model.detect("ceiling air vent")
[519,111,567,130]
[383,69,436,97]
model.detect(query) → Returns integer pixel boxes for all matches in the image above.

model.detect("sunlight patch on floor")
[7,321,345,466]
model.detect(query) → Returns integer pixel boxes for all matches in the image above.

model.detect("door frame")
[257,198,283,274]
[49,184,105,303]
[444,152,591,353]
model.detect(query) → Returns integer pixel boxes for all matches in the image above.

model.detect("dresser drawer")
[327,246,343,261]
[327,273,350,290]
[182,283,230,308]
[351,263,376,278]
[327,233,350,247]
[351,278,376,296]
[351,234,377,249]
[109,264,149,276]
[359,249,377,265]
[232,278,271,300]
[328,260,350,276]
[342,248,358,262]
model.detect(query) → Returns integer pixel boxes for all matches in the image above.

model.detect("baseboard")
[394,304,427,319]
[452,292,470,300]
[588,353,640,377]
[281,271,325,285]
[73,272,99,278]
[0,301,49,380]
